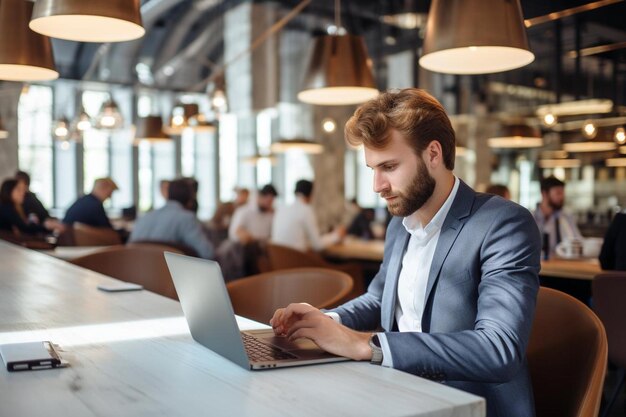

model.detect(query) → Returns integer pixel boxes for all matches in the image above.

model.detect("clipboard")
[0,341,67,372]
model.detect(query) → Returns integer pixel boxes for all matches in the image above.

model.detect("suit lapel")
[423,181,475,305]
[381,229,410,331]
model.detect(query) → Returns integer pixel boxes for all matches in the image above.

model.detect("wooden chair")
[266,243,364,298]
[129,240,199,257]
[70,244,183,300]
[592,272,626,417]
[72,222,122,246]
[226,267,353,324]
[528,287,608,417]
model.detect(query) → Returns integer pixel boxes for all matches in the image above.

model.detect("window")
[18,85,53,208]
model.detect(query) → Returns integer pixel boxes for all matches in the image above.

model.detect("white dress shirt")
[228,204,274,242]
[271,197,339,252]
[378,177,460,367]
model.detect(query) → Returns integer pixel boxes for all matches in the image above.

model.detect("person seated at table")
[229,184,278,245]
[14,170,52,224]
[599,212,626,271]
[532,176,582,255]
[129,179,214,259]
[346,208,376,240]
[485,183,511,200]
[271,179,345,252]
[206,187,249,247]
[63,178,118,228]
[270,88,540,417]
[0,178,63,236]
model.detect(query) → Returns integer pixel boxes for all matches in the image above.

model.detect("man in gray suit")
[271,89,541,417]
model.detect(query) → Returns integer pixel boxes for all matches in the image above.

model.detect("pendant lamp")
[135,116,169,142]
[0,0,58,82]
[270,138,324,154]
[30,0,144,43]
[298,34,378,105]
[298,0,377,105]
[96,99,123,130]
[488,124,543,149]
[420,0,534,74]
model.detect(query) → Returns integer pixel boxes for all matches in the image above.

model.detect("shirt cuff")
[324,312,342,324]
[377,332,394,368]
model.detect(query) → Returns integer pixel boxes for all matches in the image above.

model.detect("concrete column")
[0,82,20,180]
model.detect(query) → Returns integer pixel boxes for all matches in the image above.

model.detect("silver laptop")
[164,252,348,370]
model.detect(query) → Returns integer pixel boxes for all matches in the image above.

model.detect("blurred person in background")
[129,179,213,259]
[63,178,118,228]
[599,212,626,271]
[532,176,582,255]
[0,178,63,236]
[229,184,278,244]
[14,170,51,224]
[271,179,345,252]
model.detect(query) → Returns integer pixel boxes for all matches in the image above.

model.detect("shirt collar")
[402,176,460,239]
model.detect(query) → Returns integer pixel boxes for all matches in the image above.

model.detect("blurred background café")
[0,0,626,416]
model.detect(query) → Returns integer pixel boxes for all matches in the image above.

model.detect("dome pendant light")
[30,0,144,43]
[298,0,378,105]
[0,0,58,82]
[420,0,534,74]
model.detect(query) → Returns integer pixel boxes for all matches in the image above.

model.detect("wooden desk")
[0,241,484,417]
[41,245,114,261]
[325,239,603,281]
[324,238,385,262]
[539,258,602,281]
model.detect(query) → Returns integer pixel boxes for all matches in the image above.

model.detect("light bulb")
[322,118,336,133]
[542,113,557,127]
[582,120,597,139]
[614,127,626,145]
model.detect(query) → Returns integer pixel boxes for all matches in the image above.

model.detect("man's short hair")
[259,184,278,197]
[540,176,565,193]
[93,177,119,191]
[15,170,30,186]
[294,180,313,198]
[168,179,193,206]
[344,88,456,170]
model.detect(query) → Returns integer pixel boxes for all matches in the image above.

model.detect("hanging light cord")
[335,0,341,29]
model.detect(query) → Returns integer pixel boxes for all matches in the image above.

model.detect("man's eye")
[383,165,396,172]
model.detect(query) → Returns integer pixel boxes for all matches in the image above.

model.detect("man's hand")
[270,303,372,361]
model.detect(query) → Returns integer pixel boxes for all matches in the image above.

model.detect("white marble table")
[40,245,116,261]
[0,241,485,417]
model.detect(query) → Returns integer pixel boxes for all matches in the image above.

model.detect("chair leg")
[600,368,625,417]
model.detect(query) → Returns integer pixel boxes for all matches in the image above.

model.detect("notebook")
[164,252,348,370]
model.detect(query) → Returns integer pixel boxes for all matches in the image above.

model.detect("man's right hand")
[270,303,317,336]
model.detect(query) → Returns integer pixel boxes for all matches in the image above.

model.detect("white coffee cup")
[556,239,583,259]
[582,237,603,258]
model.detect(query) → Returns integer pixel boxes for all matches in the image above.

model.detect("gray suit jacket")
[330,180,541,417]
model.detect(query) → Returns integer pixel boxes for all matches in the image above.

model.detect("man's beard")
[382,161,436,217]
[548,199,563,211]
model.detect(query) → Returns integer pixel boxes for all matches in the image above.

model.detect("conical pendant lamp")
[0,0,58,82]
[298,34,378,105]
[30,0,144,43]
[419,0,534,74]
[135,116,169,143]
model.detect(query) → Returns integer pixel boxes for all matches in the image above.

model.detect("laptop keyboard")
[241,333,297,362]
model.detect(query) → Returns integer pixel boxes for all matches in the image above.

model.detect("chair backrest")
[129,240,199,257]
[226,267,353,324]
[527,287,607,417]
[73,222,122,246]
[266,243,329,270]
[70,244,184,300]
[592,272,626,370]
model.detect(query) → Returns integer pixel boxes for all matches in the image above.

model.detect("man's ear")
[425,140,442,165]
